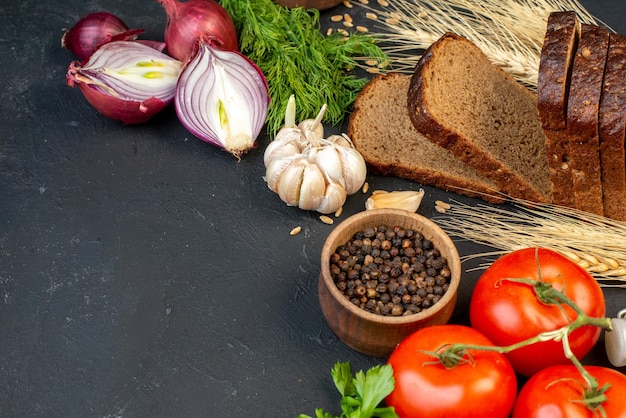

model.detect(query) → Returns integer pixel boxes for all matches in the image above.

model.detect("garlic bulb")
[263,95,367,214]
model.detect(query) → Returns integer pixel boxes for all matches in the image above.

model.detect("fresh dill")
[219,0,389,135]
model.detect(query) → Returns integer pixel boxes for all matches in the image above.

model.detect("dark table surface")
[2,1,625,417]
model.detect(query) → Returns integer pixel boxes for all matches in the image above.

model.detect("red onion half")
[66,41,182,124]
[156,0,238,62]
[62,12,142,60]
[175,39,269,158]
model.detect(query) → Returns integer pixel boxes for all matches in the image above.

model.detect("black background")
[1,0,625,417]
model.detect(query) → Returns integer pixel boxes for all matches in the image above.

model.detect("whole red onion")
[156,0,239,62]
[62,12,139,60]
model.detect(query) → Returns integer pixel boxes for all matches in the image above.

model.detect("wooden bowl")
[274,0,344,10]
[319,209,461,357]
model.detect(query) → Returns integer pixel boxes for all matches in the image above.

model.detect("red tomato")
[386,324,517,418]
[512,365,626,417]
[470,248,605,376]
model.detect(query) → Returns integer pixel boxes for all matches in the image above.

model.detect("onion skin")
[156,0,239,61]
[135,39,167,53]
[62,12,137,60]
[175,39,269,158]
[66,41,182,125]
[75,83,169,125]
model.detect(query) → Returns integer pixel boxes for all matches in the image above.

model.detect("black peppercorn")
[329,224,452,317]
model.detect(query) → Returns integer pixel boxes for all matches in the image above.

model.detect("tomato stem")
[430,278,613,415]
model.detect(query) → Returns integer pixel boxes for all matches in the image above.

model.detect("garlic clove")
[299,120,324,145]
[265,154,301,193]
[336,146,367,195]
[365,189,425,212]
[263,134,302,167]
[274,126,306,145]
[314,145,345,188]
[606,317,626,367]
[326,134,352,148]
[297,163,327,211]
[298,103,327,145]
[275,160,307,207]
[274,159,325,211]
[316,182,347,214]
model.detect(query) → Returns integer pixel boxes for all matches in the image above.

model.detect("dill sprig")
[219,0,389,135]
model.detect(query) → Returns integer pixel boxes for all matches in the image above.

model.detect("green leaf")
[371,407,398,418]
[331,362,356,397]
[354,365,396,416]
[296,361,397,418]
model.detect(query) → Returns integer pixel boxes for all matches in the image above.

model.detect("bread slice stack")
[347,15,626,221]
[539,11,626,220]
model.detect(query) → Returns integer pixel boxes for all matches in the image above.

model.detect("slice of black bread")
[598,33,626,221]
[537,11,580,208]
[567,23,609,216]
[407,32,551,203]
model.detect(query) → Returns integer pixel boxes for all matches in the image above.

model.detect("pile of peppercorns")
[329,225,451,316]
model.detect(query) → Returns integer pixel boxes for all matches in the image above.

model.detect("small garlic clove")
[336,146,367,195]
[606,317,626,367]
[298,103,327,145]
[265,154,301,193]
[299,120,324,145]
[275,160,308,207]
[297,163,327,211]
[274,126,306,145]
[365,189,425,212]
[274,159,325,211]
[326,134,352,148]
[314,145,345,188]
[316,182,347,214]
[264,134,302,167]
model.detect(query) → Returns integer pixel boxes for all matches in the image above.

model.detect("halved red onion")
[175,39,269,158]
[66,41,182,124]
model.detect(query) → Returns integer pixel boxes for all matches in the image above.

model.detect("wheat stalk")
[358,0,606,90]
[435,198,626,287]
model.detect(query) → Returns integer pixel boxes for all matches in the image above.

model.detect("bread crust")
[407,32,550,203]
[599,33,626,221]
[537,11,580,208]
[567,23,609,216]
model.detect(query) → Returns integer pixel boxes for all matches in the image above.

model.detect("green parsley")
[219,0,389,135]
[297,361,398,418]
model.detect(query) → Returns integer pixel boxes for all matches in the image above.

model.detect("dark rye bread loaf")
[348,73,502,202]
[567,23,609,216]
[537,11,580,208]
[599,33,626,221]
[407,33,551,202]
